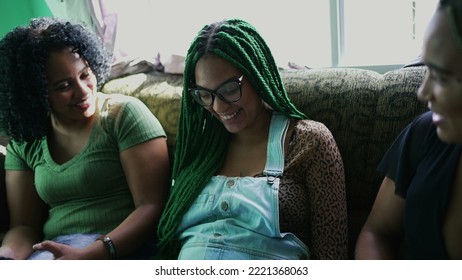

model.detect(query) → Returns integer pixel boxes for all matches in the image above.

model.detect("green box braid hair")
[156,18,306,259]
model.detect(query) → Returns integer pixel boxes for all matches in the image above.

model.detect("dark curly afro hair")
[0,17,112,142]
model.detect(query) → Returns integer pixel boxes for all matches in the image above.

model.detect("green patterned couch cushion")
[281,66,427,256]
[101,66,428,258]
[282,66,427,207]
[102,72,183,159]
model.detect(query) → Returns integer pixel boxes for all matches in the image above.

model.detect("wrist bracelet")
[97,235,117,259]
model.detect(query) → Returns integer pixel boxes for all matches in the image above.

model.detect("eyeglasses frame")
[189,75,244,107]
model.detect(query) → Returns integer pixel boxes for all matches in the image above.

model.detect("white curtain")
[45,0,117,58]
[44,0,185,78]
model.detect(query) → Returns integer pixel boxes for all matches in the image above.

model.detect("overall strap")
[263,112,290,182]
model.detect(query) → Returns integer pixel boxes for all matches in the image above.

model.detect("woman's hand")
[32,241,84,260]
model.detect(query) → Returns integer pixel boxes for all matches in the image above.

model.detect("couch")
[0,65,428,259]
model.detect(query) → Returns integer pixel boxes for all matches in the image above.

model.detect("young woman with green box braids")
[157,18,348,260]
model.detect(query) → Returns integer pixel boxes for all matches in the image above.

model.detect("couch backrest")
[281,66,428,257]
[102,73,183,162]
[94,66,430,258]
[0,66,428,256]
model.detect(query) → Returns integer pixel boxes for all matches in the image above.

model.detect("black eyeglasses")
[189,75,243,107]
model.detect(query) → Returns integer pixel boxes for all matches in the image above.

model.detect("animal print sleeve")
[295,120,348,259]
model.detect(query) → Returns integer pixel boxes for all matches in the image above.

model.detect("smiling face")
[45,48,97,126]
[417,7,462,144]
[194,55,271,134]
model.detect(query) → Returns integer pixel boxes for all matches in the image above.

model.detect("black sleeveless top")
[378,111,462,259]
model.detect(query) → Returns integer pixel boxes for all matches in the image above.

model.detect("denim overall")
[177,112,310,260]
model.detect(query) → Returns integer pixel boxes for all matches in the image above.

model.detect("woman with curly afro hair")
[0,17,170,260]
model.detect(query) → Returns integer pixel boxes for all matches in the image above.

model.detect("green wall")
[0,0,52,38]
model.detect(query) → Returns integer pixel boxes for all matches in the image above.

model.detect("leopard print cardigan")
[275,119,348,259]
